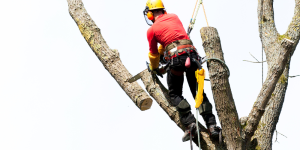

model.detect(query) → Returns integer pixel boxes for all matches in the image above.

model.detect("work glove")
[158,44,165,55]
[147,62,163,78]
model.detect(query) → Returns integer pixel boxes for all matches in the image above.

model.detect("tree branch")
[243,60,266,63]
[249,1,300,148]
[67,0,152,110]
[251,58,291,150]
[258,0,278,59]
[289,75,300,78]
[285,0,300,51]
[245,39,293,140]
[245,0,300,142]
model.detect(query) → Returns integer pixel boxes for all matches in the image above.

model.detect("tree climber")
[143,0,220,142]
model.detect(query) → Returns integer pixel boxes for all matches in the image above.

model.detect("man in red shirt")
[144,0,220,141]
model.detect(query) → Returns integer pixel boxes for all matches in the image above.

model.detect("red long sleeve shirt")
[147,13,190,54]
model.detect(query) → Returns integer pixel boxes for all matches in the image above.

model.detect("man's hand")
[159,55,168,65]
[147,62,163,78]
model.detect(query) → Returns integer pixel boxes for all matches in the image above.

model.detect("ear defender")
[147,11,154,20]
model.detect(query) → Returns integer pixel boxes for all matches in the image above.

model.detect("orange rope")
[191,0,199,20]
[202,3,209,27]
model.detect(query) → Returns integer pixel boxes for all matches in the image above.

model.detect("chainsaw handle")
[146,61,151,72]
[146,61,163,78]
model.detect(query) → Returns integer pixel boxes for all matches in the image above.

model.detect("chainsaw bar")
[128,71,145,83]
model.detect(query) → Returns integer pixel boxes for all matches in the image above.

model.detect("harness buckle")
[169,47,177,54]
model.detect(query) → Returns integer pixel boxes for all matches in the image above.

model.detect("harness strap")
[165,39,193,52]
[164,47,196,60]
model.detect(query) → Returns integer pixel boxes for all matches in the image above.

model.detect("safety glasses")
[143,6,153,26]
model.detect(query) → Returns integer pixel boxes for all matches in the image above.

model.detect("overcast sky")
[0,0,299,150]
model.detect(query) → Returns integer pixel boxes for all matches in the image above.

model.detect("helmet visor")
[143,6,153,26]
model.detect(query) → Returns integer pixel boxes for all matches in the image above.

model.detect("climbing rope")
[191,0,199,22]
[187,0,209,36]
[187,0,201,35]
[202,3,209,27]
[196,109,201,150]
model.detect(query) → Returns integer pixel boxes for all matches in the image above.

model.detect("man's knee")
[176,99,191,115]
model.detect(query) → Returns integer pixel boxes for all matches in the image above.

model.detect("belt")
[165,39,193,52]
[165,46,196,60]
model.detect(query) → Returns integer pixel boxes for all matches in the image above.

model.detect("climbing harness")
[164,40,196,61]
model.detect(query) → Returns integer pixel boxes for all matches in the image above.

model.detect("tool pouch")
[185,49,191,68]
[185,57,191,68]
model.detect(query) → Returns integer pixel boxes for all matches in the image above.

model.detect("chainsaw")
[127,61,170,83]
[127,57,207,83]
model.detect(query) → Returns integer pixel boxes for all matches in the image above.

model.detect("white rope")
[196,109,201,150]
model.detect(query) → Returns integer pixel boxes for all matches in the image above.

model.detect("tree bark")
[251,59,291,150]
[200,27,242,150]
[244,0,296,144]
[67,0,152,111]
[250,1,300,149]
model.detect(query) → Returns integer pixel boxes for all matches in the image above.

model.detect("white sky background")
[0,0,299,149]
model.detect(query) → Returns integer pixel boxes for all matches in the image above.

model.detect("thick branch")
[250,2,300,147]
[258,0,276,32]
[67,0,152,111]
[245,0,300,142]
[200,27,242,150]
[244,39,293,139]
[258,0,278,59]
[285,0,300,52]
[251,58,291,150]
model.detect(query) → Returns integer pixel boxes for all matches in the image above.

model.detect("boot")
[182,123,197,142]
[208,124,221,139]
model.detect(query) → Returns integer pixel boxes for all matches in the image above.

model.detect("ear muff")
[164,10,167,14]
[147,11,154,20]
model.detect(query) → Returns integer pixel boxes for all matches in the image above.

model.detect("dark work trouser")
[167,52,216,128]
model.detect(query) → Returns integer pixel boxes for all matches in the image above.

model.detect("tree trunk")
[200,27,242,150]
[249,0,300,149]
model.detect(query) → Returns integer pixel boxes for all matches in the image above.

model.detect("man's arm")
[147,27,160,70]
